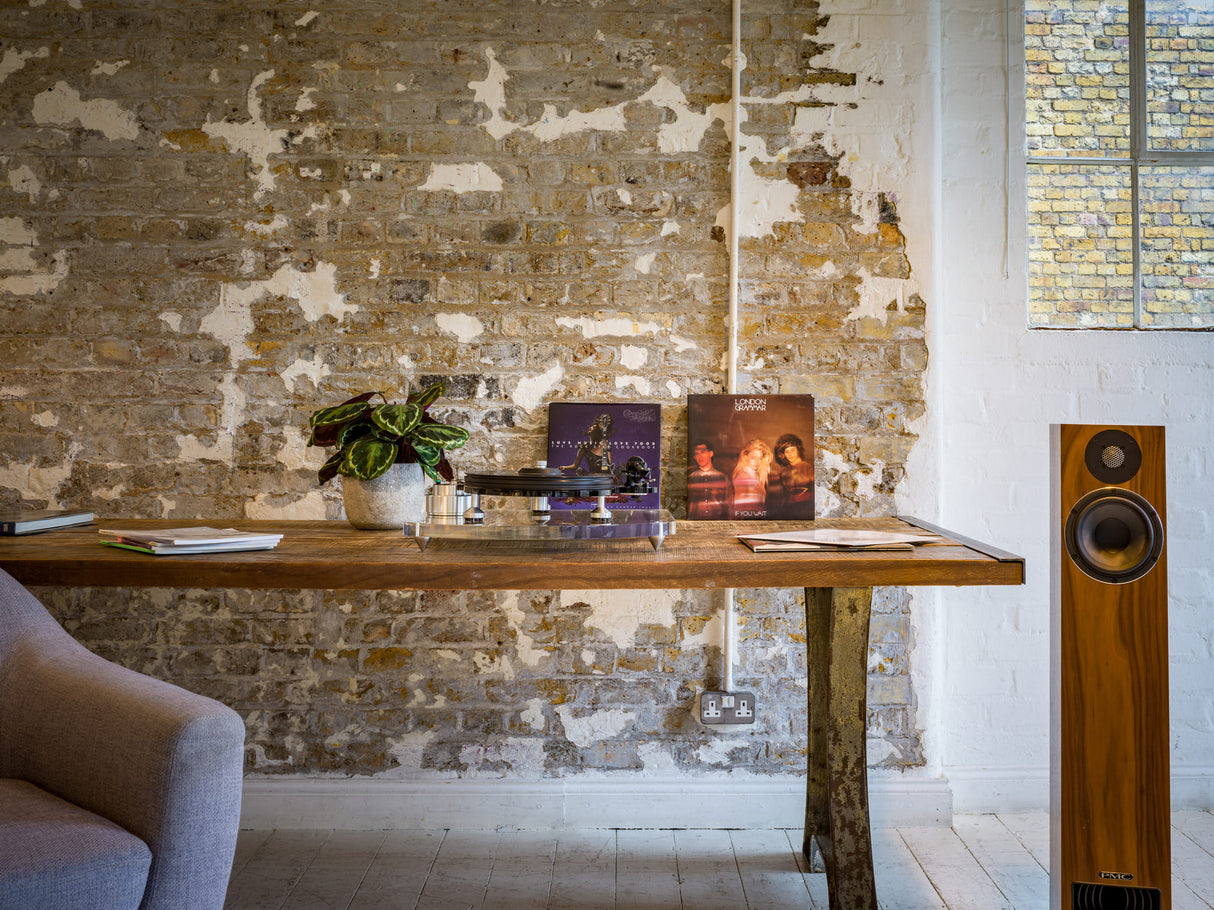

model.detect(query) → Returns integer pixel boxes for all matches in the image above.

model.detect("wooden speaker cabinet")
[1051,424,1169,910]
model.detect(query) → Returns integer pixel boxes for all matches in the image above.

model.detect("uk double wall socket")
[699,690,756,725]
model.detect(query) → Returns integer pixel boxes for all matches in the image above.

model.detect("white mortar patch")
[0,451,77,509]
[458,738,547,776]
[32,410,57,427]
[697,738,746,765]
[620,345,648,370]
[382,730,440,777]
[615,375,651,396]
[175,373,245,463]
[848,267,914,325]
[521,698,546,731]
[555,315,665,339]
[244,216,288,236]
[245,489,327,520]
[502,592,546,668]
[854,459,886,501]
[209,262,354,362]
[560,588,678,649]
[91,60,130,76]
[638,742,677,773]
[0,217,68,296]
[274,425,325,472]
[202,71,317,199]
[555,706,636,748]
[682,610,724,650]
[0,47,49,84]
[420,162,503,193]
[435,312,485,343]
[280,352,331,392]
[512,362,564,413]
[32,82,139,141]
[8,165,41,202]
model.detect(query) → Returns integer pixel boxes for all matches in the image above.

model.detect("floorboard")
[221,811,1214,910]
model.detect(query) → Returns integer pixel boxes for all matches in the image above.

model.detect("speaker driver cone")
[1065,487,1164,584]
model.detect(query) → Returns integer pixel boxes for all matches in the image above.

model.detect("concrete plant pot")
[341,462,427,530]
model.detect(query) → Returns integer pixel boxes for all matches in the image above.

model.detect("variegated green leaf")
[371,402,421,437]
[408,382,444,409]
[412,422,469,450]
[309,401,374,429]
[340,437,398,481]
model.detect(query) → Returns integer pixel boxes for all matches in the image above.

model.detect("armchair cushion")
[0,569,245,910]
[0,778,151,910]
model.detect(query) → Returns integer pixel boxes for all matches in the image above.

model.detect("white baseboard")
[240,774,954,831]
[947,765,1214,815]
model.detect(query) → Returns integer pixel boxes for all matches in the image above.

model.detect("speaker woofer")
[1065,487,1164,584]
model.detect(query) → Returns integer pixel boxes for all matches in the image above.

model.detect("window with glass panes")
[1025,0,1213,328]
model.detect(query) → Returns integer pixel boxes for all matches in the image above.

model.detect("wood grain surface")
[0,517,1024,591]
[1053,424,1170,908]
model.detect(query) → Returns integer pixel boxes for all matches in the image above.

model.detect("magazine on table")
[98,526,283,555]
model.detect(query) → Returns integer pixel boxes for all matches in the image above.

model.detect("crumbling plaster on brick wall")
[3,0,931,781]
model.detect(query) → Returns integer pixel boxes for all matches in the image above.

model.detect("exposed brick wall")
[2,0,926,780]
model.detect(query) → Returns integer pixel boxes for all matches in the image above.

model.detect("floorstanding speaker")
[1051,424,1169,910]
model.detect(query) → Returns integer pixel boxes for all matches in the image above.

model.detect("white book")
[1,510,95,536]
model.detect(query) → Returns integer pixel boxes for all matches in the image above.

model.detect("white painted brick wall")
[912,0,1214,811]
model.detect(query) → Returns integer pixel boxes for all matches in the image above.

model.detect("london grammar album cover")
[686,394,815,521]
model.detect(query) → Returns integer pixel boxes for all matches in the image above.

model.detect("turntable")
[406,459,675,551]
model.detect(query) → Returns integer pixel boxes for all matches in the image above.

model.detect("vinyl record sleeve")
[687,394,814,521]
[546,402,661,510]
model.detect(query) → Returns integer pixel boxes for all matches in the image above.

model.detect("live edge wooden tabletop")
[0,517,1024,592]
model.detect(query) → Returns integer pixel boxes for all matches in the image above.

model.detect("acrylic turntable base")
[407,507,675,552]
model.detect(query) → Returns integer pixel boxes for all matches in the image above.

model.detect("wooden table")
[0,516,1023,910]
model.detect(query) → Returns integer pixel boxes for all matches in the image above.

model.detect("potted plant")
[308,382,469,528]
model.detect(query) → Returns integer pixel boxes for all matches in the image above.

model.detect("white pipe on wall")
[723,0,743,694]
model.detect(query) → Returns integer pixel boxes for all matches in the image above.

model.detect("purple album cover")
[546,402,661,510]
[686,394,814,521]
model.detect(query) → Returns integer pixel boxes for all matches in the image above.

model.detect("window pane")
[1028,163,1135,327]
[1146,0,1214,152]
[1026,0,1131,157]
[1140,166,1214,327]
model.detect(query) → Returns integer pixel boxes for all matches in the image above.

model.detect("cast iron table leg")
[804,586,878,910]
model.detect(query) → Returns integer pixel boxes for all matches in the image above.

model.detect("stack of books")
[99,527,283,555]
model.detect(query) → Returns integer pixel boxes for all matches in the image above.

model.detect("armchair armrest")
[0,621,245,910]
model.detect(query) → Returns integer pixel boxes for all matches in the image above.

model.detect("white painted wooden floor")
[224,812,1214,910]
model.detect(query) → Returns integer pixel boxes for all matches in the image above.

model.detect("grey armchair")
[0,568,245,910]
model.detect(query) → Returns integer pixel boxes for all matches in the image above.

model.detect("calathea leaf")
[341,437,398,481]
[408,382,444,409]
[310,401,374,429]
[410,440,442,466]
[412,422,470,449]
[371,402,421,437]
[318,450,345,484]
[338,420,380,448]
